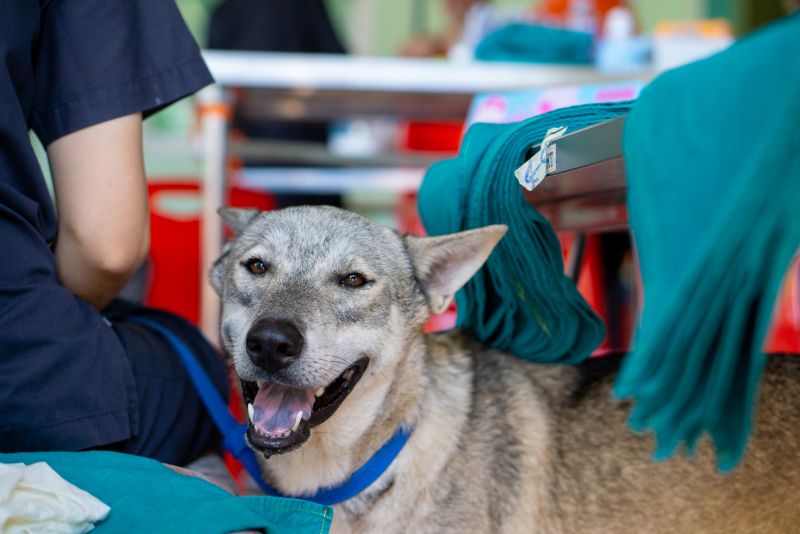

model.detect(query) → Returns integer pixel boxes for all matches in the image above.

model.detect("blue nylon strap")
[127,316,411,505]
[301,425,411,506]
[126,316,278,496]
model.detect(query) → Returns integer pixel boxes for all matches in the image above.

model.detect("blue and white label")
[514,126,567,191]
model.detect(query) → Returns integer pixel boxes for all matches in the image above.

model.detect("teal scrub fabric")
[475,23,593,64]
[419,101,631,364]
[0,451,332,534]
[617,13,800,471]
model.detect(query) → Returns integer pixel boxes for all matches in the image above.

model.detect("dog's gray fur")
[212,206,800,533]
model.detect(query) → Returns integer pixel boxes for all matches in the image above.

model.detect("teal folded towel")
[475,23,593,64]
[419,101,631,364]
[0,451,332,534]
[617,13,800,471]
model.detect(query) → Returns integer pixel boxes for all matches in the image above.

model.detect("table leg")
[197,85,231,345]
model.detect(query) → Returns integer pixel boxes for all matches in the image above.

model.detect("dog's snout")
[245,319,304,372]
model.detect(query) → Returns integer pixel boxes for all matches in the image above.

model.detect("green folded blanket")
[0,451,332,534]
[475,23,593,64]
[419,102,631,364]
[616,13,800,471]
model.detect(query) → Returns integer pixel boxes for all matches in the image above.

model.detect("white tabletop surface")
[202,50,641,93]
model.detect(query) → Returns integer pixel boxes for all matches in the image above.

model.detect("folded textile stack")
[0,461,109,533]
[419,101,631,364]
[617,13,800,470]
[475,23,593,64]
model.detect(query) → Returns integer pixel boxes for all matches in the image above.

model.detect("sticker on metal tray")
[514,126,567,191]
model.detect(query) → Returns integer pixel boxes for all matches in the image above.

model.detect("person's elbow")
[54,224,149,309]
[60,223,149,281]
[91,237,149,280]
[89,232,149,281]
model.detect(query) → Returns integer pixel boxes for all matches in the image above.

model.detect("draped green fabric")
[0,451,332,534]
[475,23,593,64]
[616,13,800,471]
[419,102,631,364]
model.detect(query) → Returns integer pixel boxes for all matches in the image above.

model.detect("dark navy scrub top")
[1,0,215,453]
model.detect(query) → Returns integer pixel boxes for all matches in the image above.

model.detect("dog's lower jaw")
[243,357,371,458]
[247,423,311,459]
[254,335,428,499]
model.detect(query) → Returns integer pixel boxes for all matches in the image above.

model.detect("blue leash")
[127,316,411,506]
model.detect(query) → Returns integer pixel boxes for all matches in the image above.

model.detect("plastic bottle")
[596,6,650,73]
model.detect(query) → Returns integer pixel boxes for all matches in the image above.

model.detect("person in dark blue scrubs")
[1,0,229,465]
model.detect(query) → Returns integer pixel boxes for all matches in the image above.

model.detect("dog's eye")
[243,258,268,275]
[339,272,367,288]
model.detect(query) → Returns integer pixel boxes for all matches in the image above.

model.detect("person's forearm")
[48,113,150,310]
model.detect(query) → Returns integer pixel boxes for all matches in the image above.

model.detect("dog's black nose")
[245,319,304,372]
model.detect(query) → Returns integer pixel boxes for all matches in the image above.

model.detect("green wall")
[179,0,718,57]
[326,0,707,56]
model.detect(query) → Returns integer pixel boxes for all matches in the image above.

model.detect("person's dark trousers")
[99,300,231,465]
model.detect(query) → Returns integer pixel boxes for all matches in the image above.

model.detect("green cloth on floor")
[0,451,332,534]
[617,13,800,471]
[419,102,631,364]
[475,23,593,64]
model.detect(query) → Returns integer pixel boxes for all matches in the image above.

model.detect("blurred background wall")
[143,0,783,177]
[177,0,707,56]
[174,0,781,58]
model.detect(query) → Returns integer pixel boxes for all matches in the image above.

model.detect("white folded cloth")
[0,462,110,533]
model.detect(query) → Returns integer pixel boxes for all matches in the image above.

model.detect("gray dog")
[211,206,799,533]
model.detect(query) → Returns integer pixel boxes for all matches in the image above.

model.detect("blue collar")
[254,424,411,505]
[129,316,412,506]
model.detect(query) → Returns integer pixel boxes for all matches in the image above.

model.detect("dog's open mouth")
[241,357,369,456]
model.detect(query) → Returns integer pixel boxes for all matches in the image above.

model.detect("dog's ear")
[212,208,259,295]
[209,241,233,296]
[218,207,260,236]
[405,225,507,314]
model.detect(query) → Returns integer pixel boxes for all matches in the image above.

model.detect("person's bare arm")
[47,113,150,310]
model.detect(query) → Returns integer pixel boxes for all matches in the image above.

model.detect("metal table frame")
[524,116,628,234]
[197,51,639,340]
[523,116,628,283]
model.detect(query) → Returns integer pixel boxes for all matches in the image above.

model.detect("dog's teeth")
[292,411,303,432]
[315,386,325,397]
[247,403,254,423]
[342,369,353,381]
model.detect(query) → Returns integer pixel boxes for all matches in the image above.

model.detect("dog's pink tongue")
[252,383,315,436]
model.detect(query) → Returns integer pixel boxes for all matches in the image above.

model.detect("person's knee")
[101,306,230,465]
